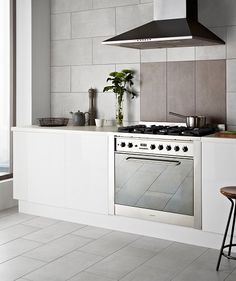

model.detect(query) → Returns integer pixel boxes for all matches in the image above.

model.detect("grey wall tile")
[51,0,92,13]
[198,0,236,27]
[196,60,226,123]
[51,13,71,40]
[196,28,226,60]
[93,0,139,9]
[141,49,167,63]
[167,61,195,122]
[72,9,115,38]
[227,92,236,125]
[196,45,226,61]
[227,59,236,92]
[116,3,153,34]
[51,67,70,92]
[96,92,116,121]
[93,37,140,64]
[51,39,92,66]
[167,47,195,62]
[51,93,89,118]
[140,0,153,3]
[71,65,115,93]
[140,62,167,121]
[123,95,140,123]
[227,26,236,59]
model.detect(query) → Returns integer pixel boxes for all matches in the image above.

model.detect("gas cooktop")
[118,125,217,137]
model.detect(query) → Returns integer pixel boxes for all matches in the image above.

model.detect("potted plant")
[103,69,137,126]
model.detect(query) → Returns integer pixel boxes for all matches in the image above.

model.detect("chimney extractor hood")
[102,0,225,49]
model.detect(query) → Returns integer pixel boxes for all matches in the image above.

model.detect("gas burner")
[118,125,217,137]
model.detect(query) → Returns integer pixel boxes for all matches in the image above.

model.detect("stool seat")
[217,186,236,271]
[220,186,236,199]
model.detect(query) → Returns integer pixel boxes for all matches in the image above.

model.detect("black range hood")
[102,0,225,49]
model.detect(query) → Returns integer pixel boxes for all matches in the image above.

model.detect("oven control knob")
[183,146,188,152]
[128,143,133,148]
[150,144,156,150]
[174,146,180,152]
[158,145,164,151]
[166,145,172,151]
[121,142,126,147]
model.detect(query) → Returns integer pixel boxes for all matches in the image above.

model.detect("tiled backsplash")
[50,0,236,128]
[141,60,226,124]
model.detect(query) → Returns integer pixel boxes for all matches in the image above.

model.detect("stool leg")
[228,199,236,257]
[216,198,234,271]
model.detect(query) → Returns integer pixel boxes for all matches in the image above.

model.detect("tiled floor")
[0,208,235,281]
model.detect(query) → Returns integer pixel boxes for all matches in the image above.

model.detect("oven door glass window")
[115,153,194,216]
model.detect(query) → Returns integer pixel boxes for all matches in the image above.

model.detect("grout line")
[117,240,175,281]
[168,247,210,281]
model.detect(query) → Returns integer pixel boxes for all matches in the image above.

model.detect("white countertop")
[12,125,203,141]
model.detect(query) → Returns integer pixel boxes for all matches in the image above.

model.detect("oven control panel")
[116,137,194,157]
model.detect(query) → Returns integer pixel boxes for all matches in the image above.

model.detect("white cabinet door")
[65,134,109,214]
[13,132,29,200]
[27,132,65,207]
[202,140,236,235]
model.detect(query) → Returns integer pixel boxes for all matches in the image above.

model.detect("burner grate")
[118,125,217,137]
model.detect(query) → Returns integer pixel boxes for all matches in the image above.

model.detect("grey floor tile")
[115,244,156,260]
[24,234,92,262]
[72,225,112,239]
[0,213,33,230]
[69,271,117,281]
[145,242,207,275]
[25,250,103,281]
[0,256,45,281]
[172,249,236,281]
[79,231,139,257]
[24,221,84,243]
[22,216,59,229]
[120,264,174,281]
[129,237,173,253]
[0,224,40,245]
[225,269,236,281]
[86,247,150,280]
[0,238,41,263]
[0,207,18,219]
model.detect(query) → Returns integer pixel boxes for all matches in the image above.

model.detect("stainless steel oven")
[114,137,202,229]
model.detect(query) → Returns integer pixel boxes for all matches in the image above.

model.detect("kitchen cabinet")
[65,134,109,214]
[13,132,29,200]
[27,132,65,207]
[202,138,236,236]
[13,129,109,214]
[14,131,65,207]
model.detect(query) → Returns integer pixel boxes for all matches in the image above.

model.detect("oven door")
[115,152,196,228]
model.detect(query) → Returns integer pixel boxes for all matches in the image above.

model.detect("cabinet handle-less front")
[126,157,181,166]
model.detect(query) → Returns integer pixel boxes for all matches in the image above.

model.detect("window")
[0,0,15,180]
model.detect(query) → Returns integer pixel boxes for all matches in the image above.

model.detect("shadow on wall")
[199,0,236,27]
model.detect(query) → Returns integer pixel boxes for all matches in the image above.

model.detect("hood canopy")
[102,0,225,49]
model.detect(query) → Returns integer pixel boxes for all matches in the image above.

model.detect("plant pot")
[116,94,124,127]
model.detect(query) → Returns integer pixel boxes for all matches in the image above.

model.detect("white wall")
[16,0,51,126]
[0,0,10,169]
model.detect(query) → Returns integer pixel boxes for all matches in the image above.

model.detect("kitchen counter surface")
[12,125,202,141]
[202,131,236,143]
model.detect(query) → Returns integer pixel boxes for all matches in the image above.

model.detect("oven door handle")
[125,157,181,166]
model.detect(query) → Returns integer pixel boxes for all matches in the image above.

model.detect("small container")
[95,119,104,127]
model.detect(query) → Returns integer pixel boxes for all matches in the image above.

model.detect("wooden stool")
[216,186,236,271]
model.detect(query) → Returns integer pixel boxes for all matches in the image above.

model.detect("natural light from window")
[0,0,10,176]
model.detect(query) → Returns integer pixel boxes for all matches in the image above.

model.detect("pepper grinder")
[88,88,97,126]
